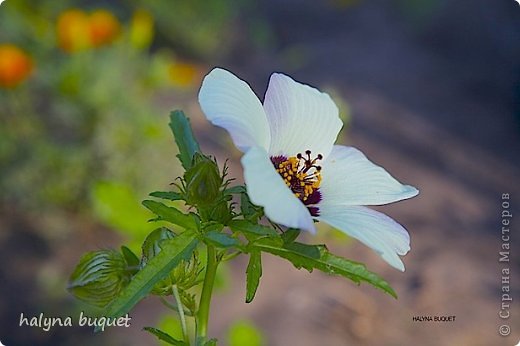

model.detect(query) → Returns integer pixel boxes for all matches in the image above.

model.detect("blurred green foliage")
[0,0,242,243]
[227,320,265,346]
[0,0,274,247]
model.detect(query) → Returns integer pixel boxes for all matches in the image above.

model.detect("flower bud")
[140,227,175,267]
[184,153,223,207]
[68,250,132,307]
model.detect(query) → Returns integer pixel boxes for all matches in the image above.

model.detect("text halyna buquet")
[19,312,131,332]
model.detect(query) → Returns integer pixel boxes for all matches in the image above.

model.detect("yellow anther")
[273,152,322,202]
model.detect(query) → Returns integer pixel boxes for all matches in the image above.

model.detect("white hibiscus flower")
[198,68,419,271]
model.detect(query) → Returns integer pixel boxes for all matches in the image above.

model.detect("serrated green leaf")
[150,191,184,201]
[204,338,218,346]
[252,241,397,298]
[204,231,239,248]
[169,110,200,170]
[143,326,187,345]
[142,200,196,230]
[95,232,199,332]
[245,251,262,303]
[121,246,140,268]
[228,220,279,238]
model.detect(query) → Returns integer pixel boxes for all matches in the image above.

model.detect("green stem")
[196,245,218,343]
[172,284,189,345]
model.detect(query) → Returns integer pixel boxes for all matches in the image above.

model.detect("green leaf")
[169,110,201,170]
[252,241,397,298]
[150,191,184,201]
[245,251,262,303]
[142,200,196,230]
[143,326,187,345]
[281,228,300,244]
[224,185,246,195]
[228,220,279,238]
[96,232,199,331]
[140,227,178,296]
[204,338,218,346]
[121,246,140,268]
[204,231,239,248]
[239,191,263,222]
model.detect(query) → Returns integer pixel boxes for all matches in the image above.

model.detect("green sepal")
[121,246,140,268]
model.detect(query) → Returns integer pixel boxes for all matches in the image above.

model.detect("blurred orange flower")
[89,10,120,47]
[0,44,33,88]
[168,62,201,88]
[57,9,91,53]
[57,9,120,53]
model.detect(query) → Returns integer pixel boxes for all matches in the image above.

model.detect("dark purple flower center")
[271,150,323,217]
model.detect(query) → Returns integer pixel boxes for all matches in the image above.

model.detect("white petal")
[320,145,419,206]
[263,73,342,159]
[198,68,271,152]
[318,204,410,271]
[241,146,316,233]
